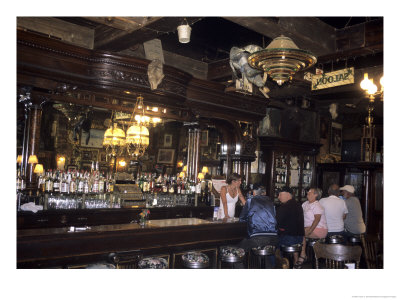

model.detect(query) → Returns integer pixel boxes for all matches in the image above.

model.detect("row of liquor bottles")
[16,169,115,194]
[137,172,213,196]
[16,169,213,199]
[275,154,312,170]
[275,169,312,185]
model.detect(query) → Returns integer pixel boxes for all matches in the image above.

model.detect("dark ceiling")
[17,16,384,126]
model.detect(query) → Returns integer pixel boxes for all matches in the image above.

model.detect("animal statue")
[73,112,93,145]
[147,59,165,90]
[329,103,338,120]
[229,45,270,98]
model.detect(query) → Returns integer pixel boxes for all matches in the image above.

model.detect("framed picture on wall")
[330,122,342,155]
[164,134,172,147]
[200,130,208,146]
[157,149,175,164]
[81,129,105,148]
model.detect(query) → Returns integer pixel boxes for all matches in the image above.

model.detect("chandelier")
[103,95,162,159]
[248,35,317,86]
[126,95,161,157]
[103,118,126,158]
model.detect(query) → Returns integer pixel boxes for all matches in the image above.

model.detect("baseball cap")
[279,186,293,195]
[340,185,355,194]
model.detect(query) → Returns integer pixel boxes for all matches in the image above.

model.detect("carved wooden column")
[186,128,201,181]
[19,88,46,189]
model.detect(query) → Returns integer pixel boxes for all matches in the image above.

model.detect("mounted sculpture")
[147,59,165,90]
[229,45,270,98]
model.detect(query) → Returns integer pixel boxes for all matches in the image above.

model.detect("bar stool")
[305,238,324,269]
[85,262,116,269]
[138,257,168,269]
[251,245,276,269]
[326,235,346,245]
[347,235,362,246]
[280,244,302,269]
[218,246,246,269]
[182,252,210,269]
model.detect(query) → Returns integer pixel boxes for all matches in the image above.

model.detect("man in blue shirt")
[238,184,278,268]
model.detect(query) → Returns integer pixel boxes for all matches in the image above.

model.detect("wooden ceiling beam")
[83,17,162,32]
[93,17,202,52]
[224,17,336,57]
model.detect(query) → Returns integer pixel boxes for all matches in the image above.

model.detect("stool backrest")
[361,234,383,269]
[313,242,362,269]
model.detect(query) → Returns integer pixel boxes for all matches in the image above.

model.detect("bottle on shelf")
[53,171,60,193]
[16,170,22,191]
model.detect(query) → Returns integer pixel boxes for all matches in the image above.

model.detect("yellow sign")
[312,67,354,90]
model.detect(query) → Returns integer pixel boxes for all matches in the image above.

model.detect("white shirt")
[302,200,328,229]
[319,195,348,232]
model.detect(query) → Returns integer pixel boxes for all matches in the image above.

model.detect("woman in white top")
[218,173,246,219]
[295,187,327,268]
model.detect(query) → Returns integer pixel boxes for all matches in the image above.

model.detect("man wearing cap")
[275,186,304,265]
[319,184,348,238]
[238,184,278,268]
[340,185,366,237]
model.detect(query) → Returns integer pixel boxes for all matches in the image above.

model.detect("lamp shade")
[177,24,191,43]
[33,164,44,174]
[197,173,204,180]
[126,124,150,146]
[179,171,185,178]
[201,166,209,174]
[103,124,126,146]
[17,155,22,164]
[28,155,38,164]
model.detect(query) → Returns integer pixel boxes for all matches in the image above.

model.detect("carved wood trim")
[17,29,268,121]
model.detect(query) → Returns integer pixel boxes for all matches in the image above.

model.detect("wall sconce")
[28,155,38,164]
[360,73,384,102]
[197,172,204,182]
[118,160,126,167]
[177,18,191,44]
[179,171,186,179]
[183,165,187,172]
[57,156,65,170]
[201,166,209,174]
[33,164,44,174]
[17,155,22,165]
[177,161,184,168]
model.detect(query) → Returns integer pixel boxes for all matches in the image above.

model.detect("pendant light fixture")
[248,35,317,86]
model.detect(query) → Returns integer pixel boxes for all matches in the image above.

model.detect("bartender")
[217,173,246,220]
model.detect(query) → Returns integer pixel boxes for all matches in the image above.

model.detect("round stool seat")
[348,236,361,244]
[86,263,116,269]
[327,235,345,244]
[252,245,276,256]
[280,244,302,253]
[138,257,168,269]
[182,252,209,269]
[306,238,325,247]
[220,246,245,263]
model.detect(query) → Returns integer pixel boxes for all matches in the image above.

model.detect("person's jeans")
[326,231,345,238]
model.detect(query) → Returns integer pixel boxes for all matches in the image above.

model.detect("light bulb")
[360,73,370,90]
[367,79,378,95]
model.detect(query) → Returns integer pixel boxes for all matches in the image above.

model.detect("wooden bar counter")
[17,217,247,269]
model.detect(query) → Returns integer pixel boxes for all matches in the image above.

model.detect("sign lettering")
[312,67,354,90]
